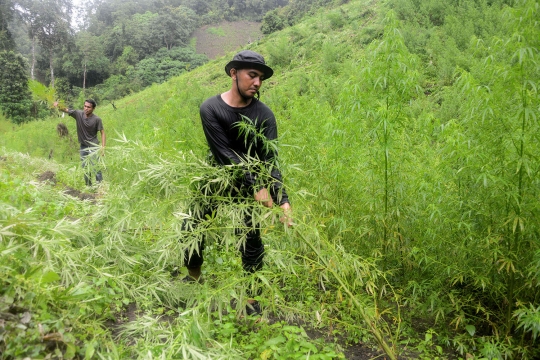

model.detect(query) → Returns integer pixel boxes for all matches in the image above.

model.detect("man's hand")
[254,188,273,208]
[53,101,66,112]
[279,202,293,227]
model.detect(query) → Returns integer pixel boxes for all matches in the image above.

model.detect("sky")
[70,0,88,30]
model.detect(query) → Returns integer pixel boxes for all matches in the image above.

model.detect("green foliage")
[85,74,137,104]
[18,0,71,87]
[261,9,286,35]
[0,153,117,358]
[62,31,109,90]
[112,45,139,76]
[28,79,56,106]
[28,79,58,119]
[212,320,343,359]
[265,35,297,68]
[84,47,208,103]
[207,26,226,36]
[101,7,197,62]
[129,47,208,88]
[0,0,15,51]
[2,0,540,358]
[0,51,32,124]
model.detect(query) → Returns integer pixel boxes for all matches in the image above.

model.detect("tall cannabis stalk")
[356,11,420,264]
[451,0,539,339]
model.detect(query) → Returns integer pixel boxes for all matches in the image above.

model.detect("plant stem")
[295,229,397,360]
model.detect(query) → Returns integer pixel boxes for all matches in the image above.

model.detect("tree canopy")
[0,50,32,123]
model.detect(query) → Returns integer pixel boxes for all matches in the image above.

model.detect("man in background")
[54,99,106,186]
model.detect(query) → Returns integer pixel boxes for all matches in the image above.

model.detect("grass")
[207,26,226,37]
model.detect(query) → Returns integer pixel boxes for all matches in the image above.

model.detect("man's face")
[235,68,265,99]
[83,102,94,116]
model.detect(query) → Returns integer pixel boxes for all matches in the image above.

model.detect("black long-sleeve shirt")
[200,95,289,205]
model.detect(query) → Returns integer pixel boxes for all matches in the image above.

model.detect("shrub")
[0,51,32,124]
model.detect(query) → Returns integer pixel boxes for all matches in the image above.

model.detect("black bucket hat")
[225,50,274,79]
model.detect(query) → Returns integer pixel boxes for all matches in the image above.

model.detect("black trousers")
[182,181,265,274]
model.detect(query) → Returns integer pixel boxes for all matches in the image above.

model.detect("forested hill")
[1,0,540,359]
[1,0,339,119]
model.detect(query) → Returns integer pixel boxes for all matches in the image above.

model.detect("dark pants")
[80,145,102,186]
[183,180,265,274]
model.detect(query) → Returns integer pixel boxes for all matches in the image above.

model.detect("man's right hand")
[53,101,66,112]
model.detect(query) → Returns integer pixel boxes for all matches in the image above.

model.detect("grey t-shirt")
[68,110,104,147]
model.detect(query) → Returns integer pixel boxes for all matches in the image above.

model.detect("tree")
[0,0,15,50]
[0,50,32,123]
[129,46,207,87]
[113,45,138,75]
[19,0,72,87]
[123,11,160,59]
[151,6,197,50]
[184,0,210,15]
[63,31,108,91]
[261,9,285,34]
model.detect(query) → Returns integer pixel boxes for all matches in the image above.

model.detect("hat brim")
[225,60,274,80]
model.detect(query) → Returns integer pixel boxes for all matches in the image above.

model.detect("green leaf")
[264,335,286,347]
[85,343,95,359]
[65,343,76,359]
[465,324,476,336]
[40,271,61,284]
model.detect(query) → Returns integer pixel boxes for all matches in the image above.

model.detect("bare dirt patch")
[343,343,386,359]
[64,186,96,202]
[38,170,57,184]
[39,172,95,202]
[57,123,69,137]
[193,21,263,60]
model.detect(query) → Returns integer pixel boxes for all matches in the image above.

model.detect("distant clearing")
[193,21,263,60]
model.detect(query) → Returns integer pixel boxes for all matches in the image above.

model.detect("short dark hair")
[85,99,97,108]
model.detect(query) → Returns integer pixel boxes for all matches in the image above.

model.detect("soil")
[37,170,57,184]
[37,171,96,202]
[63,186,96,202]
[193,21,263,60]
[57,123,69,137]
[110,298,388,359]
[280,318,387,360]
[343,343,387,360]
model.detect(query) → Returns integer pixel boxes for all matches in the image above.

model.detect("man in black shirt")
[54,99,106,186]
[183,50,292,314]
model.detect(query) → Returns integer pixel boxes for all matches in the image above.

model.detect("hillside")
[1,0,540,359]
[193,20,263,59]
